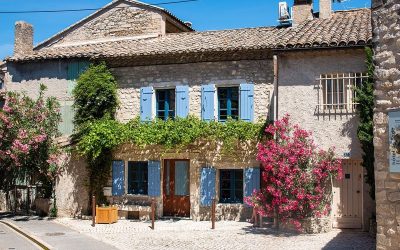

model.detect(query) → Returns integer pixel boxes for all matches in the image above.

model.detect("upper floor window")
[128,161,148,195]
[319,73,368,112]
[218,87,239,121]
[220,169,243,203]
[156,89,175,121]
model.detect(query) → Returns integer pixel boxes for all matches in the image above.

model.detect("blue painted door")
[112,160,125,196]
[200,167,216,206]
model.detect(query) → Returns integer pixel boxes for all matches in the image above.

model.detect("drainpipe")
[272,54,279,229]
[273,54,279,121]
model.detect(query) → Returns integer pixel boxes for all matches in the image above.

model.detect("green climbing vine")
[72,62,118,205]
[355,47,375,200]
[76,116,265,161]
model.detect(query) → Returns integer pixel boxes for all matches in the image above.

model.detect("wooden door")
[163,160,190,217]
[332,159,362,229]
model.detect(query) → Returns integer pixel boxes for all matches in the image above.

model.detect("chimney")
[14,21,33,56]
[292,0,313,26]
[319,0,332,19]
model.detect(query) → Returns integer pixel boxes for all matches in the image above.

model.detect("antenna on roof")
[278,2,291,26]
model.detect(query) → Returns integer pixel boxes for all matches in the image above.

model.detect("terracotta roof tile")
[8,8,371,62]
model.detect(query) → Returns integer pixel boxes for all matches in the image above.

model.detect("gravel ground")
[56,218,376,250]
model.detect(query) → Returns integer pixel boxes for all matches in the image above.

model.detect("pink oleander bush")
[245,115,342,230]
[0,84,63,198]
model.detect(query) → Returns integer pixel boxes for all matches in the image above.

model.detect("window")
[218,87,239,121]
[319,73,368,112]
[156,89,175,120]
[128,161,148,195]
[220,169,243,203]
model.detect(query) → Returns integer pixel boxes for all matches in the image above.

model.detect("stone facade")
[113,60,273,122]
[54,3,164,46]
[372,0,400,249]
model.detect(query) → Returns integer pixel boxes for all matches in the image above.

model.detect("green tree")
[72,62,118,205]
[0,84,63,211]
[355,47,375,199]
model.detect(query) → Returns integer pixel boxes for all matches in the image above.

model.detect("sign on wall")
[388,110,400,172]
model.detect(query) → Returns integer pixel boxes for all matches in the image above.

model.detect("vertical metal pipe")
[151,198,155,230]
[273,55,279,121]
[211,198,216,229]
[92,195,96,227]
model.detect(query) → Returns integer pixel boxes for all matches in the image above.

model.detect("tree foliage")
[246,115,342,230]
[355,47,375,199]
[72,62,119,204]
[73,62,118,129]
[0,84,63,198]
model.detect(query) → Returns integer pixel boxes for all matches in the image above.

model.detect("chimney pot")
[14,21,33,56]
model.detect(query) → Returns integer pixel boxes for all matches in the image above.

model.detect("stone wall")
[112,60,273,122]
[372,0,400,249]
[109,142,258,221]
[50,2,164,47]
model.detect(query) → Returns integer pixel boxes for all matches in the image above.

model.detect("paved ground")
[56,218,376,250]
[1,216,117,250]
[0,223,40,250]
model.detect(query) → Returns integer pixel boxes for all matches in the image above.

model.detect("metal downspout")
[273,54,279,121]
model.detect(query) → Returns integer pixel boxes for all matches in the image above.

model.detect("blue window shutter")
[148,160,161,197]
[112,160,125,196]
[176,85,189,118]
[240,83,254,122]
[140,87,154,122]
[200,167,216,206]
[244,167,260,197]
[201,84,215,121]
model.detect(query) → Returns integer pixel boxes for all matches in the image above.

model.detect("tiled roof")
[8,8,371,62]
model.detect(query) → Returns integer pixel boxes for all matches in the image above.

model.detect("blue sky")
[0,0,370,60]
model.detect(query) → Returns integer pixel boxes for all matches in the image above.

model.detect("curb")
[0,220,53,250]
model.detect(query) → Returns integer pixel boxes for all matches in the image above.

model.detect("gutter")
[273,54,279,122]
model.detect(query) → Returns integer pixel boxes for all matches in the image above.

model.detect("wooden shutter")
[176,85,189,118]
[112,160,125,196]
[200,167,216,206]
[201,84,215,121]
[67,61,89,94]
[148,160,161,197]
[244,167,260,197]
[140,87,154,122]
[239,83,254,122]
[58,103,75,135]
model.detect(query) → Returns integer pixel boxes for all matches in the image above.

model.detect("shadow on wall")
[56,151,90,217]
[340,115,361,158]
[321,230,375,250]
[8,61,68,83]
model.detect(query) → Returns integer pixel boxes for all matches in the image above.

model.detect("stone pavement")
[56,218,376,250]
[1,216,117,250]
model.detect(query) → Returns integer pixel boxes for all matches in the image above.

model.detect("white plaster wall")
[278,49,367,159]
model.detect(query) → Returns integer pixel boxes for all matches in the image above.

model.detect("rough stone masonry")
[372,0,400,249]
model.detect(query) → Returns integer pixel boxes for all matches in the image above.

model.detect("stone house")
[2,0,374,230]
[372,0,400,249]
